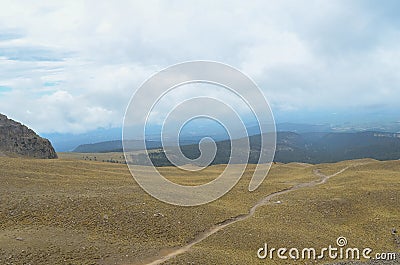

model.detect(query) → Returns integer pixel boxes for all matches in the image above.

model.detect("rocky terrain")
[0,113,57,159]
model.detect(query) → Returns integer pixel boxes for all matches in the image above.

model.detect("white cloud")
[0,0,399,133]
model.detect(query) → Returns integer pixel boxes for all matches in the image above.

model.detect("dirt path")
[133,166,350,265]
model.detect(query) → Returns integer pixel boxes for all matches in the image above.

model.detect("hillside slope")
[70,131,400,165]
[0,157,398,264]
[0,114,57,159]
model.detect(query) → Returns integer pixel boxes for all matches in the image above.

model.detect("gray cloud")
[0,0,399,133]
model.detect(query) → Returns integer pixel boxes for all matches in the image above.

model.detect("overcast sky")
[0,0,399,134]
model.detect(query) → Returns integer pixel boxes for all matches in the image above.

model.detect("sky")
[0,0,399,136]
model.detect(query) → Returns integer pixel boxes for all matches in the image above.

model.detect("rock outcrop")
[0,114,57,159]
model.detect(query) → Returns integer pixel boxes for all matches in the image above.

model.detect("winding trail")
[135,166,350,265]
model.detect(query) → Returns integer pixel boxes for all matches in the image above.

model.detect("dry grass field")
[0,156,399,265]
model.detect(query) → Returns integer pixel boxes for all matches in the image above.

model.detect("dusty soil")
[0,157,399,265]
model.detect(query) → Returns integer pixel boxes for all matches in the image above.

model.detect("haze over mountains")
[4,109,398,165]
[72,129,400,165]
[48,121,400,152]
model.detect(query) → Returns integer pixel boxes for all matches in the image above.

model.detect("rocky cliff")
[0,114,57,159]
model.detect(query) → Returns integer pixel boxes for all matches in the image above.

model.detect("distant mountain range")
[47,121,400,152]
[72,139,200,153]
[273,131,400,163]
[72,131,400,165]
